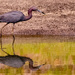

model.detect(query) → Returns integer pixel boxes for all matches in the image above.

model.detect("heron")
[0,6,45,54]
[0,6,44,33]
[0,38,45,70]
[0,55,45,71]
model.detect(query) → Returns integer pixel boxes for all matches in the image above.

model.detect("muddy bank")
[0,0,75,35]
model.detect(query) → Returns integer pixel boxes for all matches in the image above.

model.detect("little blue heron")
[0,6,44,33]
[0,39,45,70]
[0,55,45,70]
[0,6,44,54]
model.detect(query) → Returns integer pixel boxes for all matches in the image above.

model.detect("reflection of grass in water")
[3,42,75,61]
[0,68,23,75]
[46,65,73,75]
[1,42,75,74]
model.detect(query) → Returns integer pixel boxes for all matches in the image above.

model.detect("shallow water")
[0,35,75,75]
[2,35,75,44]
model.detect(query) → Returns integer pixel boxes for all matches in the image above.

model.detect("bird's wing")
[0,56,24,68]
[0,11,24,23]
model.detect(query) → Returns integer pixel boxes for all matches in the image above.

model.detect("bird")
[0,6,45,54]
[0,37,45,71]
[0,54,45,71]
[0,6,44,32]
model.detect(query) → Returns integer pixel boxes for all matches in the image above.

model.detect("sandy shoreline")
[0,0,75,36]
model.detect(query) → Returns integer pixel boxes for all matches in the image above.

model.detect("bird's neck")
[24,57,40,70]
[25,9,32,20]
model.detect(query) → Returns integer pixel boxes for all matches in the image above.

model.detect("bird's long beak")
[38,63,46,68]
[30,63,46,71]
[37,9,45,14]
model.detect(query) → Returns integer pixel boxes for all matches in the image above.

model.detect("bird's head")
[31,6,45,14]
[29,63,46,71]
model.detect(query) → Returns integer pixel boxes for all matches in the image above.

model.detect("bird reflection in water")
[0,55,45,71]
[0,35,45,71]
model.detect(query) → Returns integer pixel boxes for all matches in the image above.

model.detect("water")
[3,35,75,44]
[0,35,75,75]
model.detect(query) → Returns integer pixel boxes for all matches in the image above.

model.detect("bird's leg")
[0,23,10,55]
[0,23,8,42]
[12,24,15,55]
[1,23,8,35]
[12,34,15,55]
[0,31,10,55]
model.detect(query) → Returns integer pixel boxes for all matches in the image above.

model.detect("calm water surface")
[0,35,75,75]
[2,35,75,44]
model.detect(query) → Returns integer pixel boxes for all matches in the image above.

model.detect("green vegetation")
[0,41,75,75]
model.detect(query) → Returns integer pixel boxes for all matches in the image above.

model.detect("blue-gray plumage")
[0,7,44,54]
[0,6,44,24]
[0,11,25,23]
[0,55,45,70]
